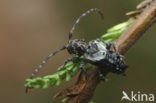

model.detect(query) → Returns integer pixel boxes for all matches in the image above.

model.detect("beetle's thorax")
[84,40,107,61]
[67,39,87,56]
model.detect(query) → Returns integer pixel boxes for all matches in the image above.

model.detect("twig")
[55,1,156,103]
[116,0,156,54]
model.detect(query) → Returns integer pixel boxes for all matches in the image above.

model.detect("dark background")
[0,0,155,103]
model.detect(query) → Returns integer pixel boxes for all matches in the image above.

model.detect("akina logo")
[121,91,155,102]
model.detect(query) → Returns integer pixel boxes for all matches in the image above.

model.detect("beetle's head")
[67,39,86,56]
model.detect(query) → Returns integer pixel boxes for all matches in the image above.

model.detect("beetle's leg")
[104,42,113,50]
[112,43,118,53]
[61,57,79,70]
[98,70,108,82]
[101,40,118,52]
[111,43,124,58]
[98,38,107,45]
[80,61,90,79]
[80,61,86,72]
[96,38,112,50]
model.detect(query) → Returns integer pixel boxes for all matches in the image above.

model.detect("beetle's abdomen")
[92,52,128,74]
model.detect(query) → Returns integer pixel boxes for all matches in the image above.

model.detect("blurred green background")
[0,0,155,103]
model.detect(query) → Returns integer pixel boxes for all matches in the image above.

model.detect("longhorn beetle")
[27,8,128,90]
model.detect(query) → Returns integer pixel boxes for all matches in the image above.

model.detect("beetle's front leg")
[61,57,79,70]
[98,70,108,82]
[80,61,89,79]
[96,38,112,50]
[80,61,86,72]
[111,43,118,53]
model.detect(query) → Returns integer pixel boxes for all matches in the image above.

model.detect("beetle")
[28,8,128,82]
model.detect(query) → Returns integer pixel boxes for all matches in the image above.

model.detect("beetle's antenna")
[69,8,104,40]
[29,46,66,79]
[26,46,66,93]
[25,45,65,93]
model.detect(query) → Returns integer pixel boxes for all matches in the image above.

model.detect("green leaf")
[65,72,71,81]
[55,75,62,86]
